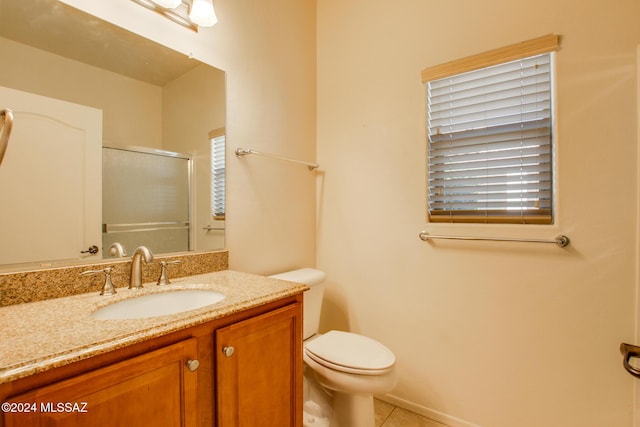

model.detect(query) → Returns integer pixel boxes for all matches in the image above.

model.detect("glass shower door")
[102,146,191,257]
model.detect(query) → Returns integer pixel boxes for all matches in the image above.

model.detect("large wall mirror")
[0,0,226,272]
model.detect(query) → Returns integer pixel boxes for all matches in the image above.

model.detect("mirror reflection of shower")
[102,146,192,257]
[0,109,14,167]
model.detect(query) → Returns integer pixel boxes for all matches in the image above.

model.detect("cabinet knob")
[186,359,200,372]
[222,346,235,357]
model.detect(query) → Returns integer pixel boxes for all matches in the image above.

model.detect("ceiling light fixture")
[189,0,218,27]
[131,0,218,31]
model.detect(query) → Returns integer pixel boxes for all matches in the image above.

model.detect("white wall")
[317,0,639,426]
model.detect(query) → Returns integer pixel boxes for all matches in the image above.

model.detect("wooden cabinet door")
[216,303,303,427]
[3,338,199,427]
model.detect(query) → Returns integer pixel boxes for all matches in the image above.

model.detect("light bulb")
[189,0,217,27]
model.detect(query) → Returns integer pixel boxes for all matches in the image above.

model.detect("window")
[423,35,559,224]
[209,128,225,220]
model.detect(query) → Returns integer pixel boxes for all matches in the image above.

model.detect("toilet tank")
[269,268,325,340]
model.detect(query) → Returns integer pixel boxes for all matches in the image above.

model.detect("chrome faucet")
[129,246,154,289]
[80,267,117,296]
[108,242,127,258]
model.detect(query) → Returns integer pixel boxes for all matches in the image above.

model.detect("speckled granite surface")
[0,269,307,384]
[0,250,229,307]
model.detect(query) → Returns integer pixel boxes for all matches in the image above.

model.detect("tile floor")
[374,399,450,427]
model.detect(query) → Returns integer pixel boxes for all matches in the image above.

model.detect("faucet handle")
[156,260,183,286]
[80,267,117,296]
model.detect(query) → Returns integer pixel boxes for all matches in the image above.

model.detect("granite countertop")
[0,270,307,384]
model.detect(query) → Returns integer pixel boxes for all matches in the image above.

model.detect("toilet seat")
[304,330,395,376]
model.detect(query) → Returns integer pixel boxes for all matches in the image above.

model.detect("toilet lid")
[304,330,395,374]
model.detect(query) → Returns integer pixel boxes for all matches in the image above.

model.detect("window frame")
[422,35,560,224]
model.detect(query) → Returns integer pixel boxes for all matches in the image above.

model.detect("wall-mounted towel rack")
[0,109,14,167]
[103,221,190,234]
[235,148,319,170]
[202,225,224,231]
[418,231,570,248]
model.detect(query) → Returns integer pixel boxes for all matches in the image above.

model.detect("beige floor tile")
[374,398,395,427]
[382,407,449,427]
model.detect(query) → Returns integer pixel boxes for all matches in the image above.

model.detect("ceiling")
[0,0,200,86]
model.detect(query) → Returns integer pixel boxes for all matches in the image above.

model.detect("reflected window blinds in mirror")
[210,128,226,221]
[131,0,218,31]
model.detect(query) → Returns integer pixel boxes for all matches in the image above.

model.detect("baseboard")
[375,393,481,427]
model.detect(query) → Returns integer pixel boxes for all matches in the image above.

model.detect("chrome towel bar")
[418,231,570,248]
[235,147,319,170]
[103,221,190,234]
[202,225,224,231]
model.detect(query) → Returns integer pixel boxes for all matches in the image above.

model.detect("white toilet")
[270,268,397,427]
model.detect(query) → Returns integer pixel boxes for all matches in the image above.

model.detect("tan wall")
[317,1,639,426]
[0,37,162,148]
[636,44,640,425]
[212,0,317,273]
[162,64,226,251]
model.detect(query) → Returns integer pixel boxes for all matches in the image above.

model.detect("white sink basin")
[92,289,226,320]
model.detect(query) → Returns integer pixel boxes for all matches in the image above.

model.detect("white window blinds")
[210,133,226,218]
[425,48,556,224]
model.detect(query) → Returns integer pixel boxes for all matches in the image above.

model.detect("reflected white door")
[0,86,102,266]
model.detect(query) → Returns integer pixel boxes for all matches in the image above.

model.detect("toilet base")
[331,391,375,427]
[302,333,397,427]
[303,368,333,427]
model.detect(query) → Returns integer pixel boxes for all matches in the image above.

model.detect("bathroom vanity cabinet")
[2,338,200,427]
[216,304,301,426]
[0,295,303,427]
